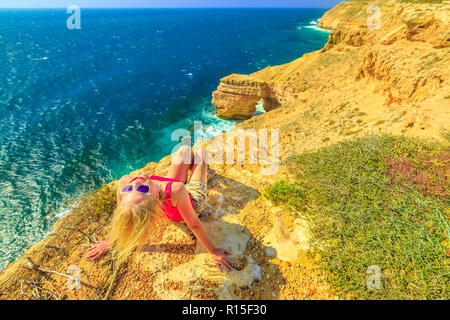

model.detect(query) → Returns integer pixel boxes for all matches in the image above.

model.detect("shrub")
[265,135,449,299]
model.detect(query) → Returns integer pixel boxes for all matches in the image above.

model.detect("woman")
[85,145,233,272]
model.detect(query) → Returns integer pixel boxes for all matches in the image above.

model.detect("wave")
[26,55,49,61]
[305,25,332,33]
[54,199,78,219]
[252,99,266,117]
[197,99,236,140]
[299,19,332,34]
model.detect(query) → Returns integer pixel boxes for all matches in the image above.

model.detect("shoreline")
[299,19,333,33]
[2,7,332,269]
[1,9,332,270]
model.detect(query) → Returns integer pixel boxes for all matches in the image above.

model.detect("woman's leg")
[166,145,194,183]
[188,148,208,184]
[184,149,210,215]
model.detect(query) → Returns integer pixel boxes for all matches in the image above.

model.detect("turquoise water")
[0,8,330,270]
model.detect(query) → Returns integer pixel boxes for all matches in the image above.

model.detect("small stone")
[265,247,277,258]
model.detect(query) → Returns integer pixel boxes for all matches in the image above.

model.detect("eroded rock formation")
[212,74,267,120]
[213,0,449,120]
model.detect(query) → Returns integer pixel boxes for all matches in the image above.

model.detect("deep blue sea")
[0,8,330,270]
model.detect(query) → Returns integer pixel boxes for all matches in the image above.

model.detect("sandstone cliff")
[212,0,449,132]
[0,0,449,300]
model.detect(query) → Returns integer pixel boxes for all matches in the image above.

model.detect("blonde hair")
[109,197,163,267]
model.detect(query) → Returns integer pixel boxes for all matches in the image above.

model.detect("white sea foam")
[54,200,78,219]
[154,98,236,156]
[200,105,236,140]
[298,19,332,34]
[305,25,332,33]
[255,99,266,113]
[26,55,49,61]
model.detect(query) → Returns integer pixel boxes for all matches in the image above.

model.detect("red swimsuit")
[150,175,194,222]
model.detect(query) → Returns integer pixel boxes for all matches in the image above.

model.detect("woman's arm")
[85,240,111,260]
[173,183,233,272]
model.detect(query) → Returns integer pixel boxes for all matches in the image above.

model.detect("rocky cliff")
[1,0,449,300]
[212,74,281,119]
[212,0,449,128]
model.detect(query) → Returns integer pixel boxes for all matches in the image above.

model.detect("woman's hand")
[211,248,233,272]
[85,240,110,260]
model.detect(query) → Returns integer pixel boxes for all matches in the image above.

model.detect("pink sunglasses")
[121,177,151,195]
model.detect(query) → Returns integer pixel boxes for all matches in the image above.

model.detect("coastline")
[302,19,333,33]
[1,0,448,300]
[0,8,332,272]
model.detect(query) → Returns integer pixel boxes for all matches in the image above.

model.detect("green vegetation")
[420,54,443,71]
[441,129,450,143]
[82,184,117,218]
[343,1,373,17]
[392,111,407,123]
[343,129,363,136]
[338,101,351,111]
[266,135,449,299]
[92,185,116,217]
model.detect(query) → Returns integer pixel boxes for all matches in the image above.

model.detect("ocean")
[0,8,331,270]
